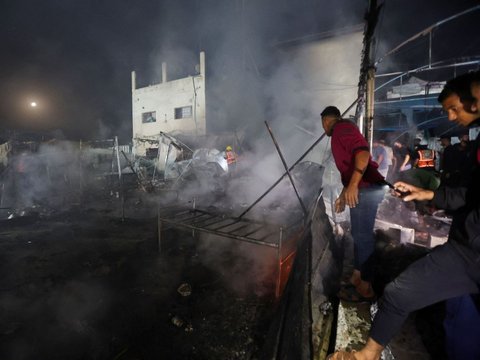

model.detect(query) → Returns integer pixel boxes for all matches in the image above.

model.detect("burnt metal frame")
[157,206,302,297]
[264,121,308,217]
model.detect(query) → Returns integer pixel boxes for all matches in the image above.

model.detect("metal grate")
[157,207,303,297]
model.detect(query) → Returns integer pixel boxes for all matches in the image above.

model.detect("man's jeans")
[350,184,385,281]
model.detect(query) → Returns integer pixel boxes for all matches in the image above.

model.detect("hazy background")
[1,0,478,142]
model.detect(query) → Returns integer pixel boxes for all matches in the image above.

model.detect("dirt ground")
[0,194,276,360]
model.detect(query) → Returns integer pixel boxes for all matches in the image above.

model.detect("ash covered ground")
[0,137,327,360]
[0,191,277,360]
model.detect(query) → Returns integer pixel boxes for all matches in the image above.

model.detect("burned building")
[131,51,207,157]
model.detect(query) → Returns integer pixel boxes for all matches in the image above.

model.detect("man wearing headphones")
[328,72,480,360]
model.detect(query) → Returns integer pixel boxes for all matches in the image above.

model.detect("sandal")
[337,285,376,303]
[326,350,358,359]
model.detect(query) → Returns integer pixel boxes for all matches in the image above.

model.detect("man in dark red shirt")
[321,106,385,301]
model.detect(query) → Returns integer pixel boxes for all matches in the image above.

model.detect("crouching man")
[328,73,480,360]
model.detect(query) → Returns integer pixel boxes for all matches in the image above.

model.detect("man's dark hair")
[320,106,341,118]
[438,72,477,106]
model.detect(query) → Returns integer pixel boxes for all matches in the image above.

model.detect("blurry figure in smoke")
[224,145,237,175]
[328,72,480,360]
[320,106,385,302]
[392,139,412,176]
[372,139,388,178]
[379,139,394,182]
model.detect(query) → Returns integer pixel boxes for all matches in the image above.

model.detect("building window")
[142,111,156,123]
[174,106,192,119]
[146,148,158,159]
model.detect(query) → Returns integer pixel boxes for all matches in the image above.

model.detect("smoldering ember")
[1,1,480,360]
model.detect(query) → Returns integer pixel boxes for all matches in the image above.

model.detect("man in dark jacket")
[328,73,480,359]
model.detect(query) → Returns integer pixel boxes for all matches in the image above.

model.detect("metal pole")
[358,0,383,136]
[238,102,355,219]
[366,67,376,150]
[114,136,124,221]
[163,143,172,181]
[429,31,432,69]
[121,150,147,192]
[276,227,283,298]
[79,139,83,201]
[152,135,161,182]
[376,58,480,78]
[238,132,325,218]
[192,76,198,135]
[115,137,122,180]
[376,5,480,66]
[264,121,307,217]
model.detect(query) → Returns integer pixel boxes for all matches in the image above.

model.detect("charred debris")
[0,128,331,359]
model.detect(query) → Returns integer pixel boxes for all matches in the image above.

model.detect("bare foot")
[349,269,361,287]
[356,280,375,298]
[326,350,358,359]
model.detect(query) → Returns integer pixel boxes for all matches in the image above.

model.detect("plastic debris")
[171,316,184,327]
[177,283,192,297]
[319,301,333,315]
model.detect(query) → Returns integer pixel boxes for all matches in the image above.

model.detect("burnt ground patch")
[0,207,275,360]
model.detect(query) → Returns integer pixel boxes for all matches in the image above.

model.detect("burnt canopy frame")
[157,207,302,297]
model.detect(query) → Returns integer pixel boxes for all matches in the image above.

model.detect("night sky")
[1,0,479,141]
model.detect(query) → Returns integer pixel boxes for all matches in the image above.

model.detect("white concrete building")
[132,51,206,156]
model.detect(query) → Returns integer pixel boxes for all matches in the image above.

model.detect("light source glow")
[30,102,37,107]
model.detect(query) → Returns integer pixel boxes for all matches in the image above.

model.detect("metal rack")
[157,206,303,297]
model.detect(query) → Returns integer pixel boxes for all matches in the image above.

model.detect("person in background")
[453,134,471,176]
[438,136,456,186]
[393,140,412,174]
[413,137,422,153]
[327,72,480,360]
[439,133,472,188]
[413,141,436,172]
[456,133,471,151]
[397,165,440,231]
[224,145,237,174]
[372,139,388,178]
[409,138,420,170]
[379,139,394,182]
[320,106,385,302]
[397,141,439,231]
